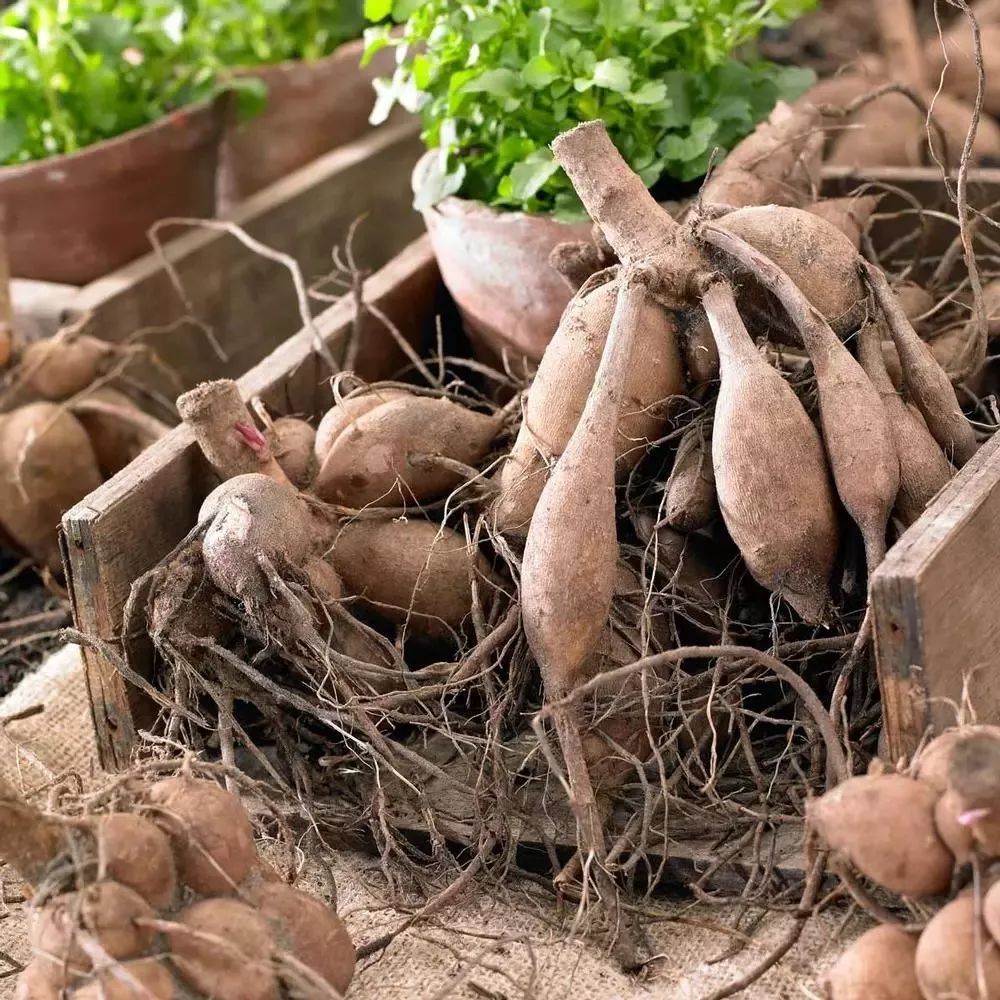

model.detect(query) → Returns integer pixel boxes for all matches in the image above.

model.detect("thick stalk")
[866,263,977,465]
[703,224,898,574]
[550,121,679,265]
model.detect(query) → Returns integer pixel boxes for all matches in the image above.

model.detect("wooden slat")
[62,121,423,397]
[63,236,440,769]
[872,432,1000,760]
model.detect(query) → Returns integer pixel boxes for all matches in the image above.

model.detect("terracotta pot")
[422,196,591,361]
[0,102,224,285]
[219,38,396,206]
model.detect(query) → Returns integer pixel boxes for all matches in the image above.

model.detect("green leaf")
[628,80,667,106]
[523,55,558,89]
[507,147,560,200]
[644,20,688,43]
[0,117,26,162]
[364,0,392,21]
[460,68,519,98]
[592,57,632,93]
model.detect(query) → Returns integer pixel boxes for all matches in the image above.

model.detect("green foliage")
[0,0,214,164]
[0,0,366,167]
[185,0,365,67]
[364,0,817,218]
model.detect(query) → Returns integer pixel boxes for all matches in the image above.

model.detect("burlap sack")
[0,646,854,999]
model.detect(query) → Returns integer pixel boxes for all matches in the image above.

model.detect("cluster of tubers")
[796,0,1000,170]
[8,770,355,999]
[165,377,502,652]
[128,83,994,970]
[816,725,1000,999]
[0,327,168,572]
[5,8,1000,992]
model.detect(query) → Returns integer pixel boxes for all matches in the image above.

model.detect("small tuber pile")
[0,325,169,572]
[7,768,355,999]
[813,725,1000,999]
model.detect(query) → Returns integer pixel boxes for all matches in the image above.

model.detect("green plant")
[0,0,368,167]
[363,0,817,217]
[0,0,215,165]
[184,0,366,67]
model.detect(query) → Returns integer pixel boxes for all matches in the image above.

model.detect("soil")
[0,555,69,698]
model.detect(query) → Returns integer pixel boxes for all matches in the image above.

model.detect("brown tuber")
[314,386,409,462]
[69,388,170,479]
[701,280,839,623]
[916,895,1000,999]
[492,269,684,536]
[146,776,256,895]
[199,474,313,605]
[808,774,954,896]
[71,959,176,1000]
[0,401,103,571]
[29,882,157,978]
[18,331,114,401]
[167,898,277,1000]
[96,813,177,909]
[330,518,491,636]
[822,924,922,1000]
[857,321,952,527]
[662,423,716,532]
[313,393,499,507]
[249,880,356,997]
[269,416,316,488]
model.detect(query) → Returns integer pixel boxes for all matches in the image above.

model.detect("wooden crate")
[64,169,1000,781]
[63,236,441,770]
[7,121,423,406]
[873,431,1000,761]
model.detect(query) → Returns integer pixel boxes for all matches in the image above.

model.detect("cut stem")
[550,121,678,264]
[177,379,291,484]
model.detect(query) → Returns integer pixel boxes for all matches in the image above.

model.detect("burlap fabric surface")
[0,646,858,999]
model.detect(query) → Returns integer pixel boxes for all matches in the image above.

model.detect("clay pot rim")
[0,99,223,180]
[423,193,573,228]
[228,35,367,80]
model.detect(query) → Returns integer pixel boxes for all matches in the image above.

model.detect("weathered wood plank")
[62,121,423,397]
[63,236,439,769]
[872,432,1000,760]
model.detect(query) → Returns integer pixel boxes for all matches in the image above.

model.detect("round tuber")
[95,813,177,910]
[822,924,922,1000]
[916,895,1000,999]
[167,898,277,1000]
[146,776,256,895]
[807,774,954,896]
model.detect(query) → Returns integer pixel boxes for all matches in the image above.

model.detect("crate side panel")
[65,122,423,396]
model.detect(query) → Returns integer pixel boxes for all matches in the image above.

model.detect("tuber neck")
[700,281,759,372]
[551,121,678,264]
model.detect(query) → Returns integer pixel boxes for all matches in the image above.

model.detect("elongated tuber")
[701,280,839,622]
